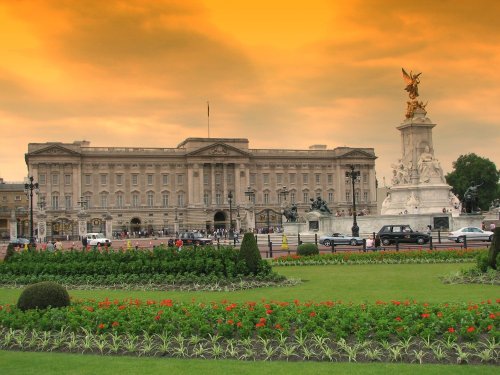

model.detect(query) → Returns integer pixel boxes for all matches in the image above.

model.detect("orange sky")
[0,0,499,185]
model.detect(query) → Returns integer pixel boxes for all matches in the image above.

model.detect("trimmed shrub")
[477,252,490,273]
[4,244,16,262]
[17,281,71,311]
[488,227,500,270]
[238,233,262,274]
[297,242,319,256]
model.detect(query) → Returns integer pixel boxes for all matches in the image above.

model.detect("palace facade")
[25,138,377,239]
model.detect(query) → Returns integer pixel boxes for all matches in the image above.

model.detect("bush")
[238,233,262,274]
[4,244,16,262]
[297,243,319,256]
[477,253,490,273]
[17,281,71,311]
[488,227,500,270]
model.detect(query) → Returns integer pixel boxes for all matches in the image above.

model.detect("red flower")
[421,313,430,319]
[466,326,475,333]
[236,322,242,328]
[395,316,402,322]
[98,323,105,329]
[227,319,234,325]
[489,313,496,319]
[274,323,283,330]
[111,321,119,327]
[266,309,273,315]
[437,312,443,318]
[309,311,316,317]
[154,315,161,321]
[259,317,267,324]
[487,324,493,331]
[118,305,127,310]
[255,322,265,328]
[146,300,156,305]
[160,299,173,307]
[447,327,455,333]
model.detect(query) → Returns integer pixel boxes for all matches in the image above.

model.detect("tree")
[445,153,500,210]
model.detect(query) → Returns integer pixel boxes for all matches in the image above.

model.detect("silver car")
[319,233,363,246]
[447,227,493,243]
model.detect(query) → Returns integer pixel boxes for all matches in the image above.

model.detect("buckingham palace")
[25,137,377,240]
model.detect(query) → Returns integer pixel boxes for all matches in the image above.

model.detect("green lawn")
[0,262,498,374]
[0,263,496,305]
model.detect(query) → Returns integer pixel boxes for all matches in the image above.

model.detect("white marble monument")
[381,69,461,216]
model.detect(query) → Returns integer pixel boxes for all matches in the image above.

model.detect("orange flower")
[98,323,105,329]
[111,321,119,327]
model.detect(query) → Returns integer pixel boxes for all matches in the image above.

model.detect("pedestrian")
[490,222,496,231]
[175,238,183,251]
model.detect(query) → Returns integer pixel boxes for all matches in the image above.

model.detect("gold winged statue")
[402,68,421,100]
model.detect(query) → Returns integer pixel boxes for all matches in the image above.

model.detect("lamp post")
[227,190,233,238]
[279,186,289,203]
[24,176,39,245]
[345,165,360,237]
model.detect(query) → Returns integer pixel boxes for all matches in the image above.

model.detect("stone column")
[9,210,17,240]
[211,163,216,206]
[104,212,113,240]
[77,210,89,239]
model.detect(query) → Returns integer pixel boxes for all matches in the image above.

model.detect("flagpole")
[207,101,210,138]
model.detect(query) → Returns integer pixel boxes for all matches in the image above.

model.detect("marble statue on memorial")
[417,146,444,183]
[381,69,460,215]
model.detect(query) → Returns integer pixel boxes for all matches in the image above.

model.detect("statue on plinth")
[282,203,298,222]
[402,68,427,118]
[463,181,483,213]
[309,196,332,214]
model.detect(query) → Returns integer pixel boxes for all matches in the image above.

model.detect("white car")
[85,233,112,247]
[447,227,493,243]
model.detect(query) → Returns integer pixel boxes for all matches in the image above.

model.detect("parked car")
[84,233,112,247]
[319,233,363,246]
[447,227,493,243]
[377,224,430,246]
[9,238,30,248]
[176,232,213,246]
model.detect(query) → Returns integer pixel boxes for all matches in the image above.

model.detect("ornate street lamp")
[24,176,39,245]
[244,186,255,202]
[227,190,233,238]
[345,165,361,237]
[279,186,289,203]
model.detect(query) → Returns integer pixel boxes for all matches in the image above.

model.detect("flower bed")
[272,249,486,266]
[0,298,498,363]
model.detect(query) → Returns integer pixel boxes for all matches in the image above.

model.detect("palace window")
[147,192,154,207]
[132,194,139,208]
[116,194,123,208]
[65,195,72,210]
[162,193,169,208]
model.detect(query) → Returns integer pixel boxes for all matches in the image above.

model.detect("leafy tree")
[445,153,500,210]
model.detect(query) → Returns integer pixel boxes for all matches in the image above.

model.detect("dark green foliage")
[477,253,490,273]
[297,243,319,256]
[0,244,275,286]
[488,227,500,270]
[445,153,500,210]
[17,281,70,311]
[238,233,262,274]
[4,244,16,262]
